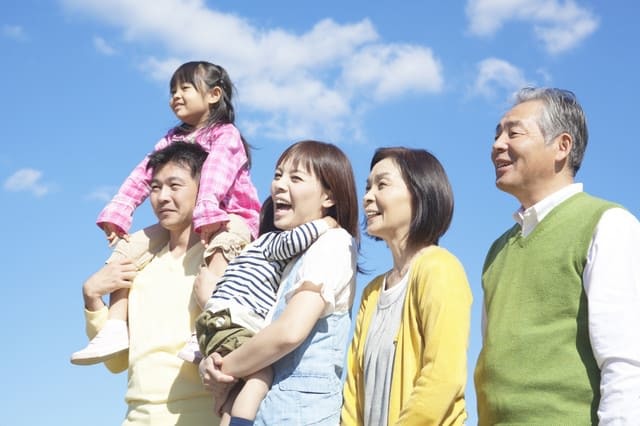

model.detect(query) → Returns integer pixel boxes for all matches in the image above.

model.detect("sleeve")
[283,229,356,315]
[584,208,640,424]
[396,249,472,425]
[192,125,249,233]
[96,135,173,234]
[84,307,128,374]
[262,219,329,261]
[341,280,380,426]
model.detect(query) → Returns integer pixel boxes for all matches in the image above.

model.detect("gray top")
[363,272,409,426]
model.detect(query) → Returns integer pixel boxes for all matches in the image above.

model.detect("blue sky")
[2,1,638,424]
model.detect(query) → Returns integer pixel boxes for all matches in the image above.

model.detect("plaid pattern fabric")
[96,123,260,237]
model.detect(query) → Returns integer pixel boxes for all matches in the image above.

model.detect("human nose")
[157,185,171,202]
[271,177,286,195]
[362,187,373,208]
[492,133,508,158]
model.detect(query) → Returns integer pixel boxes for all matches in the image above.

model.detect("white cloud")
[61,0,444,141]
[86,186,117,203]
[471,58,532,100]
[2,24,27,41]
[93,36,117,55]
[341,44,443,101]
[466,0,599,54]
[3,168,50,197]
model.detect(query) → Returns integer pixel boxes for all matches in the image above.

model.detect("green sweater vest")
[475,192,618,425]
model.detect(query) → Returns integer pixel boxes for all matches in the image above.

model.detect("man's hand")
[83,259,137,311]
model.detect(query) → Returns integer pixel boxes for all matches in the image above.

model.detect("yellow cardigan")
[342,246,472,425]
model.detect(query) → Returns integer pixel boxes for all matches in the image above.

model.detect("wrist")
[82,284,106,312]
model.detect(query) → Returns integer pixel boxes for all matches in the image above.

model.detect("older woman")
[342,147,472,425]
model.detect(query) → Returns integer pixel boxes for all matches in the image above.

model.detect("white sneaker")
[177,333,203,364]
[70,319,129,366]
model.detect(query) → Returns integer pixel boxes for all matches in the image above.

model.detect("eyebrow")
[151,176,187,185]
[366,171,392,185]
[495,119,524,138]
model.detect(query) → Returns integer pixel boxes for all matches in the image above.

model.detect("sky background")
[2,1,638,424]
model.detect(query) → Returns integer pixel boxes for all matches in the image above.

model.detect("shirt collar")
[513,183,583,237]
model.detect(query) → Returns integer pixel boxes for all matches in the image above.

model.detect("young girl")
[199,140,360,426]
[71,61,260,365]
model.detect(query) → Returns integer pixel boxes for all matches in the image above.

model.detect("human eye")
[273,170,282,180]
[150,183,161,192]
[508,129,523,138]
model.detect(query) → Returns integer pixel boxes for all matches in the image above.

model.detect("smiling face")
[492,100,570,208]
[363,157,413,244]
[270,159,334,231]
[149,161,199,233]
[169,80,221,128]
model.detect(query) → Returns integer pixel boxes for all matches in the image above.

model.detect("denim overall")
[254,255,351,425]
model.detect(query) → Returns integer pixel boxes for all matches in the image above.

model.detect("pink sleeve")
[192,125,250,233]
[96,135,172,234]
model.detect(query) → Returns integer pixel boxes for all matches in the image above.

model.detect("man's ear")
[205,86,222,105]
[554,133,572,162]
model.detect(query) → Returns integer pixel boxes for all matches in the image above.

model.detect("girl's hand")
[322,216,338,229]
[102,222,129,246]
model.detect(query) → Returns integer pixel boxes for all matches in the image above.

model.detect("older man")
[78,142,219,425]
[475,88,640,424]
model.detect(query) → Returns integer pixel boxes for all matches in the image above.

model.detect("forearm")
[264,219,328,260]
[222,289,325,378]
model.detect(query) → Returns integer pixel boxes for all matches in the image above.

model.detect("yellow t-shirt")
[85,243,218,426]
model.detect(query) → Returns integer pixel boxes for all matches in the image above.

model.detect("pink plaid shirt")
[97,123,260,237]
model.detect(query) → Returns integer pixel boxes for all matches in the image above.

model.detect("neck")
[386,238,426,288]
[168,225,199,256]
[515,176,574,209]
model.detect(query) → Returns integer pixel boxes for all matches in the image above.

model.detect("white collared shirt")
[508,183,640,423]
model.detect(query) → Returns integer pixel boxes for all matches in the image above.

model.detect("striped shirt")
[96,123,260,237]
[205,219,329,320]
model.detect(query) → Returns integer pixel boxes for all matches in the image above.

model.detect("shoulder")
[197,123,242,148]
[211,123,241,140]
[361,273,385,298]
[597,207,640,235]
[309,228,354,251]
[413,245,465,272]
[410,246,471,296]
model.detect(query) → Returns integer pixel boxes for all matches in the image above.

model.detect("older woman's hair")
[370,147,454,248]
[514,87,588,175]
